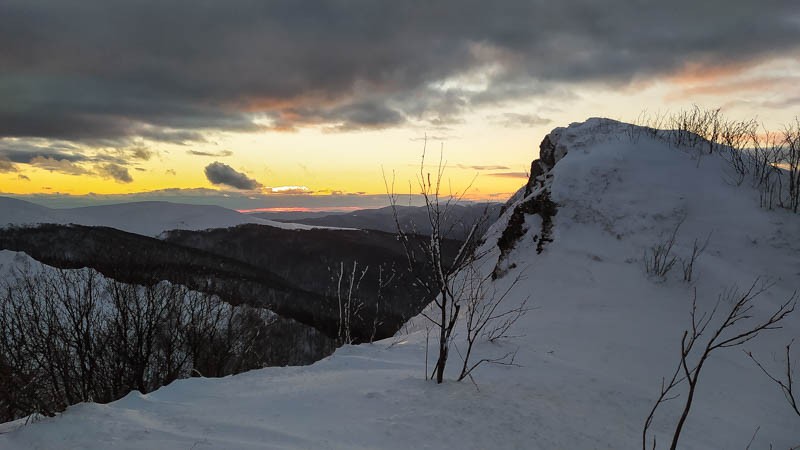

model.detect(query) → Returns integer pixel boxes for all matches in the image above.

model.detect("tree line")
[0,261,281,422]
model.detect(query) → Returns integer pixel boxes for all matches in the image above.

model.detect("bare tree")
[783,118,800,213]
[747,126,785,210]
[719,117,758,186]
[747,339,799,418]
[369,264,395,343]
[643,281,796,450]
[384,141,487,383]
[455,264,530,384]
[0,262,277,422]
[334,261,368,345]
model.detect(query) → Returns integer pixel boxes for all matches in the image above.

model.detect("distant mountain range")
[0,197,319,236]
[0,198,470,344]
[251,203,503,240]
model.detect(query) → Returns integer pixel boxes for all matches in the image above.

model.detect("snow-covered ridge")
[1,118,798,449]
[0,197,326,236]
[492,117,800,269]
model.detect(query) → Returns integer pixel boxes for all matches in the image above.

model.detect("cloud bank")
[1,0,797,144]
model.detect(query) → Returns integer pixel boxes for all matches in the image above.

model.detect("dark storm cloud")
[0,75,257,142]
[0,143,87,164]
[267,102,406,131]
[97,164,134,183]
[0,139,129,166]
[204,162,262,190]
[324,102,406,131]
[1,0,798,141]
[0,139,151,178]
[137,128,208,145]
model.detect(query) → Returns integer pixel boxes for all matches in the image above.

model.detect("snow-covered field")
[1,119,798,449]
[0,198,324,236]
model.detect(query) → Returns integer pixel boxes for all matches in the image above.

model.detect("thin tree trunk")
[436,290,447,383]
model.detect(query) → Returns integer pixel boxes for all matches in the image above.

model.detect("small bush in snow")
[643,219,682,279]
[631,107,800,214]
[680,233,711,284]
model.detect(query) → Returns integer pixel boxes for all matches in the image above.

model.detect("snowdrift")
[1,119,798,449]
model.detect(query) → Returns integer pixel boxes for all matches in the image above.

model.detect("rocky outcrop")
[493,132,566,278]
[526,134,556,194]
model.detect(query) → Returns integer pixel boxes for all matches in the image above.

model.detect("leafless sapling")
[643,281,796,450]
[747,339,799,418]
[383,140,487,383]
[334,260,368,345]
[369,264,395,343]
[454,264,529,384]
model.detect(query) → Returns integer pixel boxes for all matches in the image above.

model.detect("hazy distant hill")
[245,210,351,221]
[0,197,317,236]
[252,203,503,240]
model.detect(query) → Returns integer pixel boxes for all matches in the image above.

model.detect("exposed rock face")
[493,132,566,278]
[526,134,556,193]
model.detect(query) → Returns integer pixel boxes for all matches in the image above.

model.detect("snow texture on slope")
[2,118,798,449]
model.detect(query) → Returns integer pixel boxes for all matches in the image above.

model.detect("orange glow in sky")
[2,59,799,209]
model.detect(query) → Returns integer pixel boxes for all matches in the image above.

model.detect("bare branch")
[746,339,799,417]
[643,283,796,450]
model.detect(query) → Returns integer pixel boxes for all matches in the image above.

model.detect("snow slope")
[1,119,798,449]
[0,198,323,236]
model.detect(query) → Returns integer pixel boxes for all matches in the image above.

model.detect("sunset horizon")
[1,2,799,448]
[2,1,798,210]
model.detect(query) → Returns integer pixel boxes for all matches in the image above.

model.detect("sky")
[1,0,799,210]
